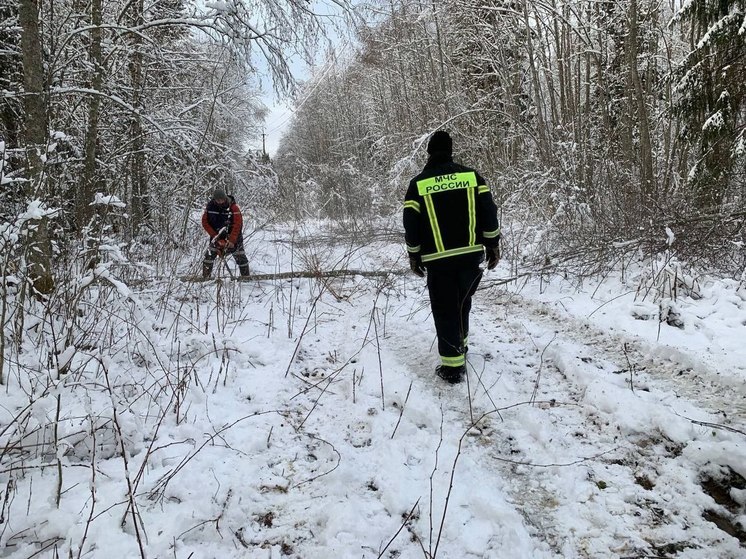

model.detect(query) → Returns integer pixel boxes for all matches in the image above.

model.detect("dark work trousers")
[203,243,250,277]
[426,264,483,367]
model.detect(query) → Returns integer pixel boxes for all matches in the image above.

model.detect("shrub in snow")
[659,298,685,329]
[630,301,658,321]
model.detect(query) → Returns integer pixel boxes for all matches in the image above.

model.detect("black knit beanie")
[427,130,453,156]
[213,188,227,200]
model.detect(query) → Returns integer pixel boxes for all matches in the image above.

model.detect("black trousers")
[203,243,250,277]
[426,264,483,367]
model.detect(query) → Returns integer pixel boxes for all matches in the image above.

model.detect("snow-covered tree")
[671,0,746,211]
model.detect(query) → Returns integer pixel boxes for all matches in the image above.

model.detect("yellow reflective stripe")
[441,355,465,367]
[406,244,421,253]
[477,185,489,194]
[483,228,501,239]
[467,186,476,246]
[416,172,477,196]
[404,200,421,213]
[421,245,483,262]
[423,195,445,253]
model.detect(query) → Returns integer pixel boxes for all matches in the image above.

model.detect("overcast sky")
[262,99,294,156]
[255,0,360,157]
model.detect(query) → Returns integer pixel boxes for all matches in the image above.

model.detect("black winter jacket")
[403,154,500,267]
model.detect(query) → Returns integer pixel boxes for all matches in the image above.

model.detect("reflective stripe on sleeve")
[404,200,421,212]
[483,228,501,239]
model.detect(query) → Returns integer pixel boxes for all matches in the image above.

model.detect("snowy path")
[376,272,746,559]
[493,290,746,421]
[192,230,746,558]
[6,227,744,559]
[462,286,745,558]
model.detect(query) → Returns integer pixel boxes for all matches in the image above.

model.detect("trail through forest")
[2,223,744,559]
[168,224,745,558]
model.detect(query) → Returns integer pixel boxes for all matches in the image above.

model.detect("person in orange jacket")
[201,188,250,278]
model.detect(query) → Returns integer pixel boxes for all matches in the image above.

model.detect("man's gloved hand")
[224,240,235,250]
[485,245,500,270]
[409,254,425,277]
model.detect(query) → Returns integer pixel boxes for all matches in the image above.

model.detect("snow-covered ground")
[1,222,745,558]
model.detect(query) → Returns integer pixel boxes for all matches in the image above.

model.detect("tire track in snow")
[388,284,745,557]
[459,290,746,558]
[493,291,746,427]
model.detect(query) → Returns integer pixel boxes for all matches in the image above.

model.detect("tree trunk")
[523,2,549,162]
[19,0,54,295]
[78,0,104,230]
[628,0,655,207]
[128,0,148,237]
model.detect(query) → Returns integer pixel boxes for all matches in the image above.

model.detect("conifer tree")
[672,0,746,211]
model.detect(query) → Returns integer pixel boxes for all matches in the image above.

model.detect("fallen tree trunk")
[180,269,409,282]
[181,268,536,287]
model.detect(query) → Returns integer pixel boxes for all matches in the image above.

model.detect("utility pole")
[261,128,270,163]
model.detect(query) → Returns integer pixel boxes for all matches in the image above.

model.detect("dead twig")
[76,417,97,559]
[391,381,413,439]
[491,447,619,467]
[373,309,385,411]
[101,359,147,559]
[671,412,746,437]
[148,410,283,501]
[292,434,341,488]
[530,333,556,405]
[284,288,325,378]
[376,498,421,559]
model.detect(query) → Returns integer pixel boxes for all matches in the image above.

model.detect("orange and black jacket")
[403,154,500,267]
[202,196,244,246]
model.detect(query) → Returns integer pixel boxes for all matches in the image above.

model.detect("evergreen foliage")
[671,0,746,211]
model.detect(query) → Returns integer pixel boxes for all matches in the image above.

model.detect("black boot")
[233,251,250,277]
[202,247,216,279]
[436,365,465,384]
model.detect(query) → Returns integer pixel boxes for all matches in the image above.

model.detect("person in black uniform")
[403,130,500,383]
